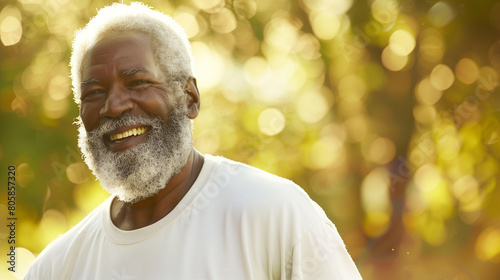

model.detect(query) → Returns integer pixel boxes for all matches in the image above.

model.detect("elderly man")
[25,3,361,279]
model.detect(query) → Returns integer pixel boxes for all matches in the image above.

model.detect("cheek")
[136,94,173,121]
[80,105,100,132]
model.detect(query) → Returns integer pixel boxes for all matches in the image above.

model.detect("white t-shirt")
[25,155,362,279]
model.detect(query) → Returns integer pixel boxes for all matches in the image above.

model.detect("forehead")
[82,32,158,77]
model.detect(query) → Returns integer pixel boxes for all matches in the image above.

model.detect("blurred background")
[1,0,500,279]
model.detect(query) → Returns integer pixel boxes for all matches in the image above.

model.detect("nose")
[100,85,134,118]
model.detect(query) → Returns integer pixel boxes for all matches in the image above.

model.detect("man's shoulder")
[24,197,110,279]
[206,156,332,254]
[212,155,305,196]
[53,197,108,240]
[209,155,326,220]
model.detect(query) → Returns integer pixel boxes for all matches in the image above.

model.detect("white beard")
[77,108,192,203]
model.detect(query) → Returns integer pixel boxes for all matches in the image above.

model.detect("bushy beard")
[77,108,192,203]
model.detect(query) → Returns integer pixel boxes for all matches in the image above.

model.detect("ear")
[184,77,200,119]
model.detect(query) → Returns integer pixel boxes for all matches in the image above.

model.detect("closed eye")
[128,80,150,88]
[82,89,105,102]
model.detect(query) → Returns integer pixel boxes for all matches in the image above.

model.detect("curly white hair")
[70,2,193,105]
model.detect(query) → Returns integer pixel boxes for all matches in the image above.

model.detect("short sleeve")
[288,220,362,280]
[23,257,53,280]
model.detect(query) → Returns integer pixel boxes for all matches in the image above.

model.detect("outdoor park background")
[1,0,500,279]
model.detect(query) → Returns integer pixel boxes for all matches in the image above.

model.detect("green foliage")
[1,0,500,279]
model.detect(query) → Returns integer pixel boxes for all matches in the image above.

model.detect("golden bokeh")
[371,0,399,24]
[210,8,237,34]
[414,164,441,192]
[428,2,455,27]
[2,0,500,279]
[418,28,445,63]
[430,64,455,91]
[0,16,22,46]
[361,168,392,237]
[365,137,396,164]
[389,29,416,56]
[476,226,500,262]
[455,58,479,85]
[309,134,346,169]
[413,105,437,124]
[415,77,443,105]
[257,108,286,136]
[295,90,329,123]
[173,9,200,38]
[381,46,408,71]
[452,175,479,203]
[309,11,341,40]
[192,0,223,12]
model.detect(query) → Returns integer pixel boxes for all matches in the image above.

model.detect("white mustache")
[89,114,161,138]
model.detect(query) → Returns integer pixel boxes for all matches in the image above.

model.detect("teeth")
[110,127,147,141]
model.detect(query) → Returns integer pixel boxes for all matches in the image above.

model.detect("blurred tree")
[1,0,500,279]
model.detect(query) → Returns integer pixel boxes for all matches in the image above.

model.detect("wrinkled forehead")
[82,32,155,72]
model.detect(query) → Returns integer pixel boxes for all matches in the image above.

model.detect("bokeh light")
[452,175,479,203]
[309,11,341,40]
[477,66,498,91]
[476,225,500,262]
[1,15,22,46]
[371,0,399,24]
[363,136,396,164]
[258,108,286,136]
[361,167,392,237]
[381,46,408,71]
[192,0,223,11]
[2,0,500,279]
[301,0,353,15]
[389,29,416,56]
[210,8,237,34]
[428,2,455,27]
[413,105,437,124]
[455,58,479,85]
[295,89,329,123]
[415,77,443,105]
[414,164,441,193]
[418,28,445,63]
[430,64,455,90]
[173,9,200,38]
[12,247,36,279]
[192,42,226,90]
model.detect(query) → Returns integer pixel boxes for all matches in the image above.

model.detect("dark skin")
[80,32,204,230]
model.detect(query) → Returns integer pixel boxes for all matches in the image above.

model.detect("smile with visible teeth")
[110,127,147,142]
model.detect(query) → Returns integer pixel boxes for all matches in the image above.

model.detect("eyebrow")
[80,68,151,88]
[121,68,149,76]
[81,78,100,88]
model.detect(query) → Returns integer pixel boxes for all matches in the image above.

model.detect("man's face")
[80,32,175,151]
[77,32,192,203]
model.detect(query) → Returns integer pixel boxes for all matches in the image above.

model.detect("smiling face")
[80,32,177,151]
[77,32,195,203]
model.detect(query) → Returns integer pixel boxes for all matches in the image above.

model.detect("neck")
[110,148,204,230]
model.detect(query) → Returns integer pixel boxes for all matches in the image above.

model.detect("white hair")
[70,2,193,105]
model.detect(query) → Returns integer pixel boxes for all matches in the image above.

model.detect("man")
[25,2,362,279]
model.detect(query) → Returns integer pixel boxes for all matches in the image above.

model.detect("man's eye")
[129,80,150,87]
[82,90,104,102]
